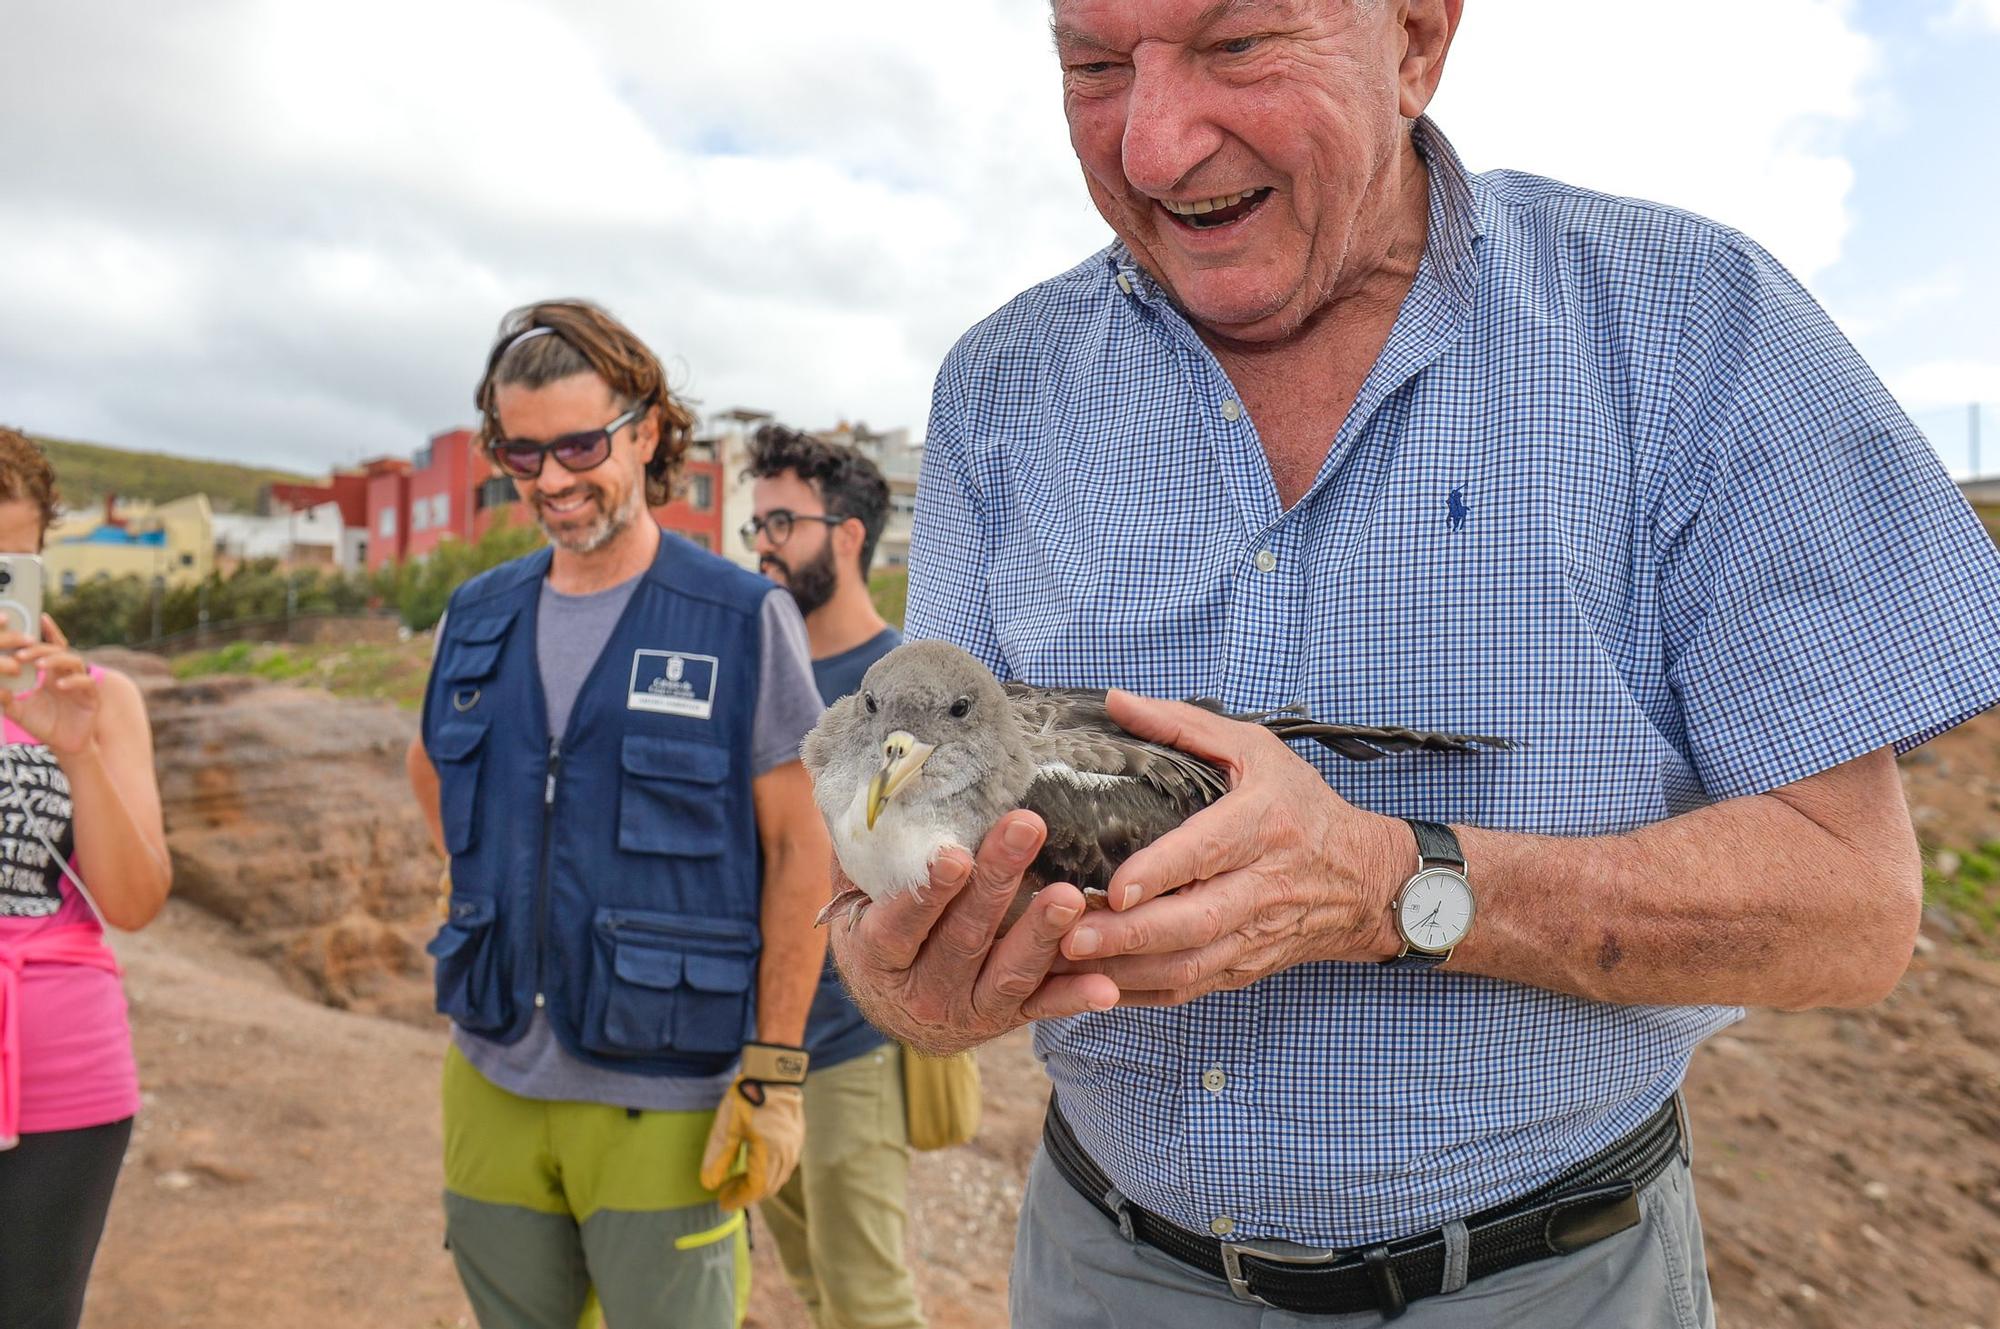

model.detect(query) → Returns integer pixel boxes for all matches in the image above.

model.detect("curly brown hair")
[0,426,61,547]
[474,300,695,506]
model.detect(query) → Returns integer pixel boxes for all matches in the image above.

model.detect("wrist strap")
[739,1043,810,1086]
[1405,819,1464,870]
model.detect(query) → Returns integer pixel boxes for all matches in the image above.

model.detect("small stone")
[1859,1222,1890,1249]
[156,1170,196,1192]
[1711,1036,1753,1059]
[1937,849,1963,877]
[189,1157,254,1186]
[1795,1282,1819,1303]
[1862,1181,1891,1203]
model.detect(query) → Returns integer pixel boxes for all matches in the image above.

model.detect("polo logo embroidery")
[1447,485,1470,533]
[628,650,719,719]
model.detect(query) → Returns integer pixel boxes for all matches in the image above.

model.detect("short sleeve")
[1656,235,2000,800]
[905,360,1009,678]
[750,589,823,776]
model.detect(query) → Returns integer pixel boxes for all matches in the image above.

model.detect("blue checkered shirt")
[904,119,2000,1248]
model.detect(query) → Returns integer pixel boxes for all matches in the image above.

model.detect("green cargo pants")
[441,1045,750,1329]
[759,1043,924,1328]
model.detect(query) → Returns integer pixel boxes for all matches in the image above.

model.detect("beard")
[761,539,839,617]
[534,474,642,555]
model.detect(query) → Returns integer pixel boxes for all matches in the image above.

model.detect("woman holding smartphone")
[0,425,171,1329]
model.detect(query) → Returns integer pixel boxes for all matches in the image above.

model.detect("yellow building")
[43,494,215,594]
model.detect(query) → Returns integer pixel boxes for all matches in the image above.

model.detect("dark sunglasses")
[491,397,654,480]
[740,509,849,551]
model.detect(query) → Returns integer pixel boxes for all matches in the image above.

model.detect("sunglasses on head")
[490,396,654,480]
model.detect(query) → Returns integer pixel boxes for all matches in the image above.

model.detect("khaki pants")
[1010,1144,1716,1328]
[760,1044,925,1329]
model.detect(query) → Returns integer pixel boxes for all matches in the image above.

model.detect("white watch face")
[1398,868,1475,953]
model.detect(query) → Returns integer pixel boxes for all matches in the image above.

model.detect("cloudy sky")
[3,0,1997,477]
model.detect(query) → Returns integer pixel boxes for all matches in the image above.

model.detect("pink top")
[0,672,141,1139]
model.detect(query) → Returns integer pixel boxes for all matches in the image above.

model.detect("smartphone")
[0,554,46,693]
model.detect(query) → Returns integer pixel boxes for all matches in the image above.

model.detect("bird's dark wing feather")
[1004,684,1228,803]
[1018,763,1214,897]
[1000,681,1513,897]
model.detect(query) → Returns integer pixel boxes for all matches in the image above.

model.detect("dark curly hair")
[744,425,891,577]
[474,299,694,506]
[0,426,61,547]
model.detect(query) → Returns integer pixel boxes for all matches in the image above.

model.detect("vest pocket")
[618,735,731,858]
[429,721,488,856]
[583,909,758,1057]
[427,894,511,1033]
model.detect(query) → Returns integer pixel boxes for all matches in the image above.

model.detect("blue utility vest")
[421,535,769,1078]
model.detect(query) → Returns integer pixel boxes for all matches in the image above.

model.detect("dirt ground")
[82,707,2000,1328]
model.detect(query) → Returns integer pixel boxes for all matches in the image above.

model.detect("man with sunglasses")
[406,300,830,1329]
[743,425,923,1329]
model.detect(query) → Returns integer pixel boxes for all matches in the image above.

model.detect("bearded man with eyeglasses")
[405,299,831,1329]
[741,425,924,1329]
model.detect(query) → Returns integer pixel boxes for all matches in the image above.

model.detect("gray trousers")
[1010,1146,1716,1328]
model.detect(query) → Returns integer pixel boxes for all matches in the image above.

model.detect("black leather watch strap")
[1406,819,1464,870]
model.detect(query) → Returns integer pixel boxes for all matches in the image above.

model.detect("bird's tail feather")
[1183,697,1513,761]
[1258,714,1515,762]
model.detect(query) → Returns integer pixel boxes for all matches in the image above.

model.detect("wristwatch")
[1387,819,1475,968]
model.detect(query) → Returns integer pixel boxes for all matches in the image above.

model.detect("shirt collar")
[1105,115,1486,317]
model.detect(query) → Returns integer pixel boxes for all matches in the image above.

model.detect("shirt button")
[1254,550,1277,573]
[1202,1068,1227,1094]
[1220,399,1243,422]
[1210,1215,1236,1237]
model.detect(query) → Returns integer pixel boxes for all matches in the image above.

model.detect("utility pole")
[1971,402,1983,480]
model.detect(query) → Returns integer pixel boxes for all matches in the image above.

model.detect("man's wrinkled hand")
[828,812,1118,1057]
[699,1043,809,1210]
[1053,691,1406,1006]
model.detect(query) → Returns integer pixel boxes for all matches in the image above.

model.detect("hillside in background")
[31,433,314,514]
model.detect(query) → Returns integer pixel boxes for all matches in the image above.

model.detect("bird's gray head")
[802,639,1026,830]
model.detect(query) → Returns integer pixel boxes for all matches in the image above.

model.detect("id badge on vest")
[627,650,719,720]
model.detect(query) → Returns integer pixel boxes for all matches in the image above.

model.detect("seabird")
[801,640,1510,928]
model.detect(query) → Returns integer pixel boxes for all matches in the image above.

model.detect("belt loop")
[1438,1219,1470,1295]
[1102,1187,1137,1243]
[1673,1092,1692,1167]
[1362,1245,1407,1320]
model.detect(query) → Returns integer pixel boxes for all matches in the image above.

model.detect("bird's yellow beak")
[866,731,936,830]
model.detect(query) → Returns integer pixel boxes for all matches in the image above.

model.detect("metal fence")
[129,609,405,657]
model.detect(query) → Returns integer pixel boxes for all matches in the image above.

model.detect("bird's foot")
[815,887,873,930]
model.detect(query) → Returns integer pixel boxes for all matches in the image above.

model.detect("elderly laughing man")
[829,2,2000,1326]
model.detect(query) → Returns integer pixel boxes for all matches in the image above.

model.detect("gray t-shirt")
[447,575,822,1111]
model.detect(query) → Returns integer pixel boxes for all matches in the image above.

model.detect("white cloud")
[1889,360,2000,411]
[0,0,1881,473]
[1431,0,1874,283]
[1945,0,2000,29]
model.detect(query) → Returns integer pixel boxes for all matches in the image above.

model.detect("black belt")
[1043,1093,1687,1319]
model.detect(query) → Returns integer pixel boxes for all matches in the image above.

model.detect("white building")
[212,501,363,572]
[701,411,921,574]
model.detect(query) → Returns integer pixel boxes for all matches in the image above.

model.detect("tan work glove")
[699,1043,809,1210]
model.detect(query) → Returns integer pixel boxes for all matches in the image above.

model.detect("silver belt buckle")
[1218,1237,1344,1305]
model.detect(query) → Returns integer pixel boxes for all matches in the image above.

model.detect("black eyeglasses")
[490,397,654,480]
[740,509,848,551]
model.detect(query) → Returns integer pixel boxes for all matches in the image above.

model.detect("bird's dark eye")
[949,696,972,719]
[863,692,878,714]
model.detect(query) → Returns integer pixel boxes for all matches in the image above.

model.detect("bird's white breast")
[831,780,966,901]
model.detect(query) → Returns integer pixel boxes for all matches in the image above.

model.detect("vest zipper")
[533,735,561,1011]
